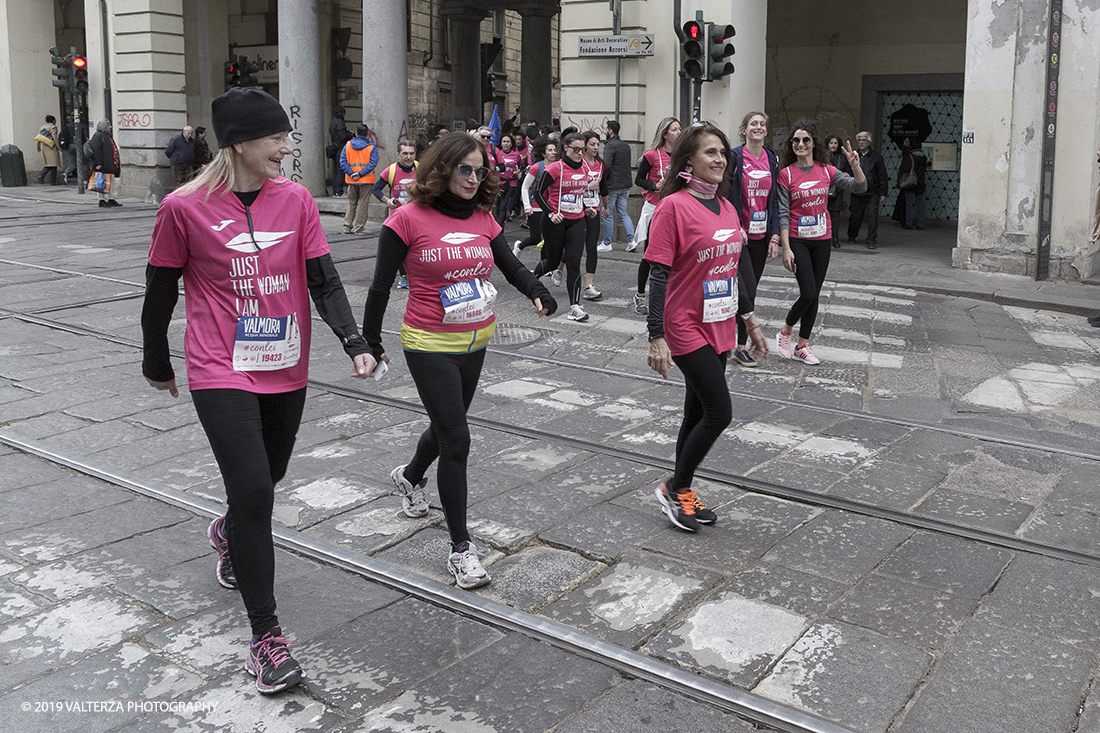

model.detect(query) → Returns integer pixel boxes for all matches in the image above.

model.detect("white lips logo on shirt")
[712,229,739,242]
[223,230,295,253]
[570,174,587,180]
[798,181,822,190]
[440,232,480,245]
[747,170,770,179]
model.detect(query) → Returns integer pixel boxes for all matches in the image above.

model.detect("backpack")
[83,138,95,160]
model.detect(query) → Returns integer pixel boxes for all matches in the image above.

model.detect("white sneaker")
[551,269,563,287]
[390,465,429,518]
[567,304,590,322]
[632,293,648,315]
[625,239,638,252]
[582,284,603,301]
[596,243,613,252]
[448,541,490,589]
[512,239,522,257]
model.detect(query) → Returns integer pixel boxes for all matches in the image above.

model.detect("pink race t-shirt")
[644,189,744,356]
[542,160,590,219]
[642,148,671,205]
[385,202,503,332]
[779,163,836,241]
[582,157,603,209]
[495,148,522,182]
[740,147,772,240]
[147,177,330,393]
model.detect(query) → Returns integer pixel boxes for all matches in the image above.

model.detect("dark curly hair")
[407,132,500,212]
[779,119,828,168]
[657,123,733,201]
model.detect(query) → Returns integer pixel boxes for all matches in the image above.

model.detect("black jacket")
[329,116,353,153]
[602,135,633,189]
[89,130,120,175]
[165,134,195,167]
[854,147,888,198]
[827,151,853,209]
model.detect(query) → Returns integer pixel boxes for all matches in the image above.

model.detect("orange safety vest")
[344,142,376,185]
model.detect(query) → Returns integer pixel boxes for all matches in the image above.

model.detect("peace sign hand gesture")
[843,140,860,169]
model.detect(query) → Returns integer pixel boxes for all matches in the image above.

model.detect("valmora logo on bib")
[798,180,822,190]
[440,232,480,245]
[712,229,739,242]
[224,231,295,253]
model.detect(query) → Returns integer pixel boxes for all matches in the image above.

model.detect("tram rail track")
[5,306,1100,571]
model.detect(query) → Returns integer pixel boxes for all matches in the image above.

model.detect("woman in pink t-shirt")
[775,119,865,365]
[141,88,377,695]
[727,111,781,368]
[631,117,681,316]
[644,123,767,532]
[580,130,609,301]
[361,133,556,589]
[491,135,522,225]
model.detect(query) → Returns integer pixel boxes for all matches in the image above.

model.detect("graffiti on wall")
[286,104,303,183]
[564,115,610,133]
[116,112,152,129]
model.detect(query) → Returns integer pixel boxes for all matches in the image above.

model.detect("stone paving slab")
[894,619,1093,733]
[756,621,932,733]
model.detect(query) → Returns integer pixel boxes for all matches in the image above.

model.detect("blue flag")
[488,105,501,146]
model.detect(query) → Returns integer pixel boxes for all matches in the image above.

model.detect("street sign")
[578,34,655,57]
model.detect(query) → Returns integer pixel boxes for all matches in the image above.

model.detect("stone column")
[0,0,56,178]
[362,0,407,165]
[278,0,324,195]
[445,10,486,129]
[184,0,229,133]
[520,10,554,127]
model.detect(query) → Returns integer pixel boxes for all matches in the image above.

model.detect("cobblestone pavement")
[2,188,1100,732]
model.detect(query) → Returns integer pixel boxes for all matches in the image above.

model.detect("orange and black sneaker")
[656,482,701,532]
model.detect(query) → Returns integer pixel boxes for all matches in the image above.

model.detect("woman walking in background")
[629,116,681,315]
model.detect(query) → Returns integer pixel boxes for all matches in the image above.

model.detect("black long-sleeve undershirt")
[635,156,657,191]
[141,254,368,382]
[361,225,556,361]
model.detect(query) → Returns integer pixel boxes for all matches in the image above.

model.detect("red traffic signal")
[684,20,702,40]
[681,21,705,79]
[72,55,89,92]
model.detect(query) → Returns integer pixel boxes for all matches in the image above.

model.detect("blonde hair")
[649,117,680,150]
[175,148,237,202]
[738,111,768,144]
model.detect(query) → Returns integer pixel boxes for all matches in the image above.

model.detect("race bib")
[559,193,583,215]
[439,278,497,324]
[582,189,600,207]
[797,214,826,239]
[702,278,737,323]
[749,210,768,235]
[232,313,301,371]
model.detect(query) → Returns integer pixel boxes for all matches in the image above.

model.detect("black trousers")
[494,180,520,224]
[584,212,600,276]
[191,387,307,638]
[784,236,831,340]
[403,348,487,547]
[517,211,543,250]
[848,194,880,244]
[670,345,732,492]
[736,238,770,345]
[535,215,585,305]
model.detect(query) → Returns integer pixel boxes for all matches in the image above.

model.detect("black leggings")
[669,346,732,492]
[785,236,831,340]
[636,238,651,294]
[736,238,770,345]
[191,387,307,638]
[517,210,543,250]
[584,211,600,276]
[534,215,585,305]
[403,348,487,547]
[494,180,519,224]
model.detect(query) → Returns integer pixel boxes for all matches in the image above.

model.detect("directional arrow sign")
[578,34,656,57]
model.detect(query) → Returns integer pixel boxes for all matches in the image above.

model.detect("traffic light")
[707,24,735,81]
[50,47,71,90]
[224,59,240,90]
[72,55,89,93]
[238,56,259,87]
[681,20,705,80]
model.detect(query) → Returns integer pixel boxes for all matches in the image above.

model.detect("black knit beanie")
[211,87,292,148]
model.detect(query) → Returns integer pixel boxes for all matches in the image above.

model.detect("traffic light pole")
[610,0,622,121]
[74,92,85,195]
[691,78,702,124]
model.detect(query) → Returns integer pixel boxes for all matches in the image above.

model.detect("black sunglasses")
[791,136,813,145]
[456,164,489,181]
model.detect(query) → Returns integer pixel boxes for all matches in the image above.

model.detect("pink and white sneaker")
[792,343,820,365]
[776,330,793,359]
